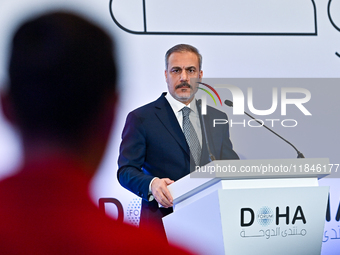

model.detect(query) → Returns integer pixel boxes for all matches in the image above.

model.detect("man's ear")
[165,70,168,82]
[0,90,17,126]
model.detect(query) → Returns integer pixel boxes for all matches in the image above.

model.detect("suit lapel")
[154,93,190,157]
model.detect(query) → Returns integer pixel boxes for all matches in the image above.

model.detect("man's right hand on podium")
[151,178,174,208]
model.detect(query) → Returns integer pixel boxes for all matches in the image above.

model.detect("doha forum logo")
[257,206,274,226]
[126,198,141,226]
[241,205,306,227]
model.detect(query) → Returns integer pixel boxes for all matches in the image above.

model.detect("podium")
[163,158,329,255]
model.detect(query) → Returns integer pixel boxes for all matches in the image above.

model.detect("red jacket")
[0,157,190,254]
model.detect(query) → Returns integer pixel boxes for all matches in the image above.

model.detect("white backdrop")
[1,0,340,254]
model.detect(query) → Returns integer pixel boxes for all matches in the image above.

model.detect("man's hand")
[151,178,174,208]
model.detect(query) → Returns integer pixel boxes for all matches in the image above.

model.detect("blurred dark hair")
[8,12,117,143]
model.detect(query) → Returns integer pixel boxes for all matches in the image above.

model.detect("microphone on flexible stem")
[197,100,216,162]
[224,99,305,158]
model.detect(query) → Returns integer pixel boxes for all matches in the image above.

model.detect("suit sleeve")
[117,112,154,201]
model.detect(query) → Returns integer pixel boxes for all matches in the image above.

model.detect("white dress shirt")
[165,93,202,146]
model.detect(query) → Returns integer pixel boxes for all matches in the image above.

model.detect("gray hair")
[165,44,202,70]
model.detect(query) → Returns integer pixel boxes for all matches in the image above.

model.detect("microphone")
[197,100,216,162]
[224,99,305,158]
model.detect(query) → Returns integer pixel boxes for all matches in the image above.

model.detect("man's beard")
[173,82,197,104]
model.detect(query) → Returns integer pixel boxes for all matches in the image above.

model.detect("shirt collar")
[165,93,198,114]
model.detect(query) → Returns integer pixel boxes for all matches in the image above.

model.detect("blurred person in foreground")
[0,11,190,254]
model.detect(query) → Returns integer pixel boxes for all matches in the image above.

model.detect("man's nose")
[180,70,188,82]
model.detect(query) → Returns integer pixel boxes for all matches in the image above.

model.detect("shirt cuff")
[148,177,158,201]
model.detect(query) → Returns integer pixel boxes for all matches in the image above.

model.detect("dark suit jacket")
[117,93,239,236]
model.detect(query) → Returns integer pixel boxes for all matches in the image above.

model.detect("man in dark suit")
[118,44,239,238]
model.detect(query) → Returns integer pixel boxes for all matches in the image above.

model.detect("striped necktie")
[182,107,202,166]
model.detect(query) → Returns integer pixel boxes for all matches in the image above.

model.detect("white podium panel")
[164,186,329,255]
[219,187,328,255]
[163,159,330,255]
[164,191,226,255]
